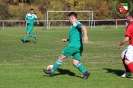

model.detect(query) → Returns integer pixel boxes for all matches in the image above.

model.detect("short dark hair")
[128,12,133,18]
[68,12,77,18]
[30,8,34,11]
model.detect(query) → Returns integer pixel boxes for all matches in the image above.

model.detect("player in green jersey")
[21,8,39,43]
[44,12,90,79]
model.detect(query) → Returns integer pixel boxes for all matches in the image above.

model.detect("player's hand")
[61,39,68,42]
[83,36,89,43]
[116,45,120,50]
[37,22,39,25]
[26,20,29,24]
[36,20,39,25]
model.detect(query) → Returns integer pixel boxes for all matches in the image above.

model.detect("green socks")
[24,35,29,42]
[29,34,36,38]
[23,33,36,42]
[50,60,86,74]
[76,63,87,74]
[50,59,62,73]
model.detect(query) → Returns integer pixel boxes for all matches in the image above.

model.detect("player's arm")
[81,25,88,43]
[34,15,39,25]
[36,20,39,25]
[117,24,131,49]
[25,20,29,24]
[116,36,129,49]
[25,15,29,25]
[61,39,69,42]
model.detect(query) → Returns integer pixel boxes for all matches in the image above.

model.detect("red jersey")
[125,22,133,45]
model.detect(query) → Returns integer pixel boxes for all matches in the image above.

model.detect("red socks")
[127,63,133,73]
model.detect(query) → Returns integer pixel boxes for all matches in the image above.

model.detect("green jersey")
[25,13,38,26]
[68,21,83,48]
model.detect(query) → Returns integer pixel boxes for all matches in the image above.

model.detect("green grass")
[0,26,132,88]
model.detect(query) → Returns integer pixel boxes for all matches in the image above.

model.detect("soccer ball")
[47,65,53,70]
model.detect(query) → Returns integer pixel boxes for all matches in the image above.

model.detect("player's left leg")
[121,51,131,77]
[29,33,37,41]
[121,53,130,72]
[123,46,133,80]
[73,59,90,79]
[29,33,36,38]
[124,46,133,73]
[73,59,86,74]
[72,51,90,79]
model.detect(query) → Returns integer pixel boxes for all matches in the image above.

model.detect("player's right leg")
[43,46,72,76]
[21,26,30,43]
[125,59,133,72]
[23,32,30,42]
[21,32,30,43]
[124,59,133,80]
[43,54,66,76]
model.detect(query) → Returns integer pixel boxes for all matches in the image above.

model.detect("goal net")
[46,11,93,30]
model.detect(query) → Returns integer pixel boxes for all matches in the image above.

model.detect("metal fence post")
[2,20,4,30]
[116,19,117,29]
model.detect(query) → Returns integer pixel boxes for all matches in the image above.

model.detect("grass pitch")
[0,26,132,88]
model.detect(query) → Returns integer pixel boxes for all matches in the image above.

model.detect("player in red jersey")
[117,13,133,80]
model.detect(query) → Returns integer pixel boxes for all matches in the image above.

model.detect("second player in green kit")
[21,8,39,43]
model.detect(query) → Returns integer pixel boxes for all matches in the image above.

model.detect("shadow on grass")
[56,68,82,78]
[21,39,36,43]
[102,68,125,76]
[56,68,75,76]
[43,68,82,79]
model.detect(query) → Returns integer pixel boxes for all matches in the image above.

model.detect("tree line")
[0,0,131,20]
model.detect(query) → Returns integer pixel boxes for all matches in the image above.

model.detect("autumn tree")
[8,0,33,4]
[0,0,11,20]
[1,0,121,20]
